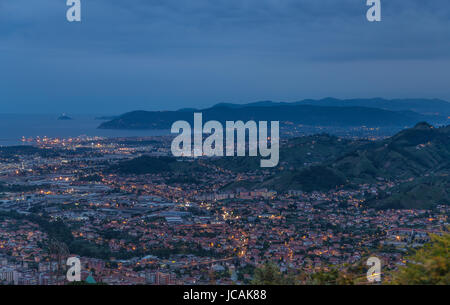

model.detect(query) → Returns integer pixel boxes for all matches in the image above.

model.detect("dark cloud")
[0,0,449,113]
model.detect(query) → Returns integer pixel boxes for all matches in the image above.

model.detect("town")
[0,133,447,285]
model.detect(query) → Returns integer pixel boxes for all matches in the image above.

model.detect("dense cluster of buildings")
[0,136,448,284]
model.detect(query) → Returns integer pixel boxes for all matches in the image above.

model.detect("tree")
[251,262,297,285]
[45,238,70,284]
[251,262,284,285]
[390,232,449,285]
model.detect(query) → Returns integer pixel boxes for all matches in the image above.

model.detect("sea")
[0,114,169,146]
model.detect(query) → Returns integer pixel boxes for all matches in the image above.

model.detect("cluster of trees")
[109,156,176,174]
[390,233,449,284]
[0,183,48,193]
[251,232,449,285]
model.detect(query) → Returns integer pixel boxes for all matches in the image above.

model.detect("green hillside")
[258,166,347,192]
[224,123,450,209]
[330,123,450,181]
[109,156,208,175]
[210,134,362,173]
[366,175,450,209]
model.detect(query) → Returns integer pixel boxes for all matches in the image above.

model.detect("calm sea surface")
[0,114,169,146]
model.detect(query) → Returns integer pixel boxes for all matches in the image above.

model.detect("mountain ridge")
[212,98,450,116]
[98,98,450,130]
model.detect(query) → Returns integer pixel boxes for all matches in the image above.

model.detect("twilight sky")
[1,0,450,114]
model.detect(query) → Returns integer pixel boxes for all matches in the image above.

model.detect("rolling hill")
[366,175,450,210]
[329,122,450,182]
[225,123,450,209]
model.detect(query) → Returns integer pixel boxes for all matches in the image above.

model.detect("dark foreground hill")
[108,156,177,174]
[108,156,210,175]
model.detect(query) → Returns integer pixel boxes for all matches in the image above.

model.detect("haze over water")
[0,114,168,146]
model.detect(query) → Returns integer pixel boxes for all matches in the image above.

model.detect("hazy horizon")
[1,96,449,116]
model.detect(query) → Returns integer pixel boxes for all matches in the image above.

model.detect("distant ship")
[58,113,73,120]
